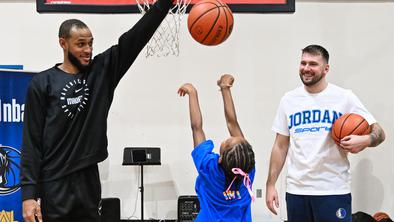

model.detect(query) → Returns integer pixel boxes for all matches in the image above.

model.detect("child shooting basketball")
[178,74,255,222]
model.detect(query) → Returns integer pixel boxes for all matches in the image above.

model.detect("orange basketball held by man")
[331,113,371,146]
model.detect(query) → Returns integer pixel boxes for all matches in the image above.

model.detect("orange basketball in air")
[187,0,234,46]
[331,113,370,144]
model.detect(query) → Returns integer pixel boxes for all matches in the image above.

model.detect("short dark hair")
[58,19,88,39]
[221,140,255,190]
[302,44,329,63]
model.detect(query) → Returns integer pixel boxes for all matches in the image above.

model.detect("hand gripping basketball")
[331,113,370,145]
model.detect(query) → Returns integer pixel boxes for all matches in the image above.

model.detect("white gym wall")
[1,0,393,220]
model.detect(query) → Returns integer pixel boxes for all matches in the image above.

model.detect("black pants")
[286,193,352,222]
[39,164,102,222]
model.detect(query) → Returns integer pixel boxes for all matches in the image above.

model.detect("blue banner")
[0,70,34,222]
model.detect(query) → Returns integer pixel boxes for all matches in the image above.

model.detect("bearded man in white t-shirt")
[265,45,386,222]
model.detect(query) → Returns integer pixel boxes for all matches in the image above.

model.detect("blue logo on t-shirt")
[288,109,342,134]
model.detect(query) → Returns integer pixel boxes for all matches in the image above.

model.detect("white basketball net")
[136,0,190,57]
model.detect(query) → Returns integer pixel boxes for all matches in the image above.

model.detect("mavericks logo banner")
[0,70,34,222]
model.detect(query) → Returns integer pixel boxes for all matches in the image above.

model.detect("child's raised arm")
[217,74,244,138]
[178,83,206,147]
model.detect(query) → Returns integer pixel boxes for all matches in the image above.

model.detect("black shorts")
[286,192,352,222]
[39,164,102,222]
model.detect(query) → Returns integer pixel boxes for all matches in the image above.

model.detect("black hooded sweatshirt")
[20,0,173,201]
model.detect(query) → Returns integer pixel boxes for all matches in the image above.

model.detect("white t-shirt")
[272,83,376,195]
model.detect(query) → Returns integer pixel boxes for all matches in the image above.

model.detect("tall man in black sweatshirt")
[20,0,174,221]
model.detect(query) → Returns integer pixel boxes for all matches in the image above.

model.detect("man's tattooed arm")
[369,123,386,147]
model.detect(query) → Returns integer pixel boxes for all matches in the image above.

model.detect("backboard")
[36,0,295,13]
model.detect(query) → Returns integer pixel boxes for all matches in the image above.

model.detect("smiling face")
[60,26,93,73]
[299,52,329,87]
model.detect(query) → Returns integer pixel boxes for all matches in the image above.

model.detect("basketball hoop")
[136,0,190,57]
